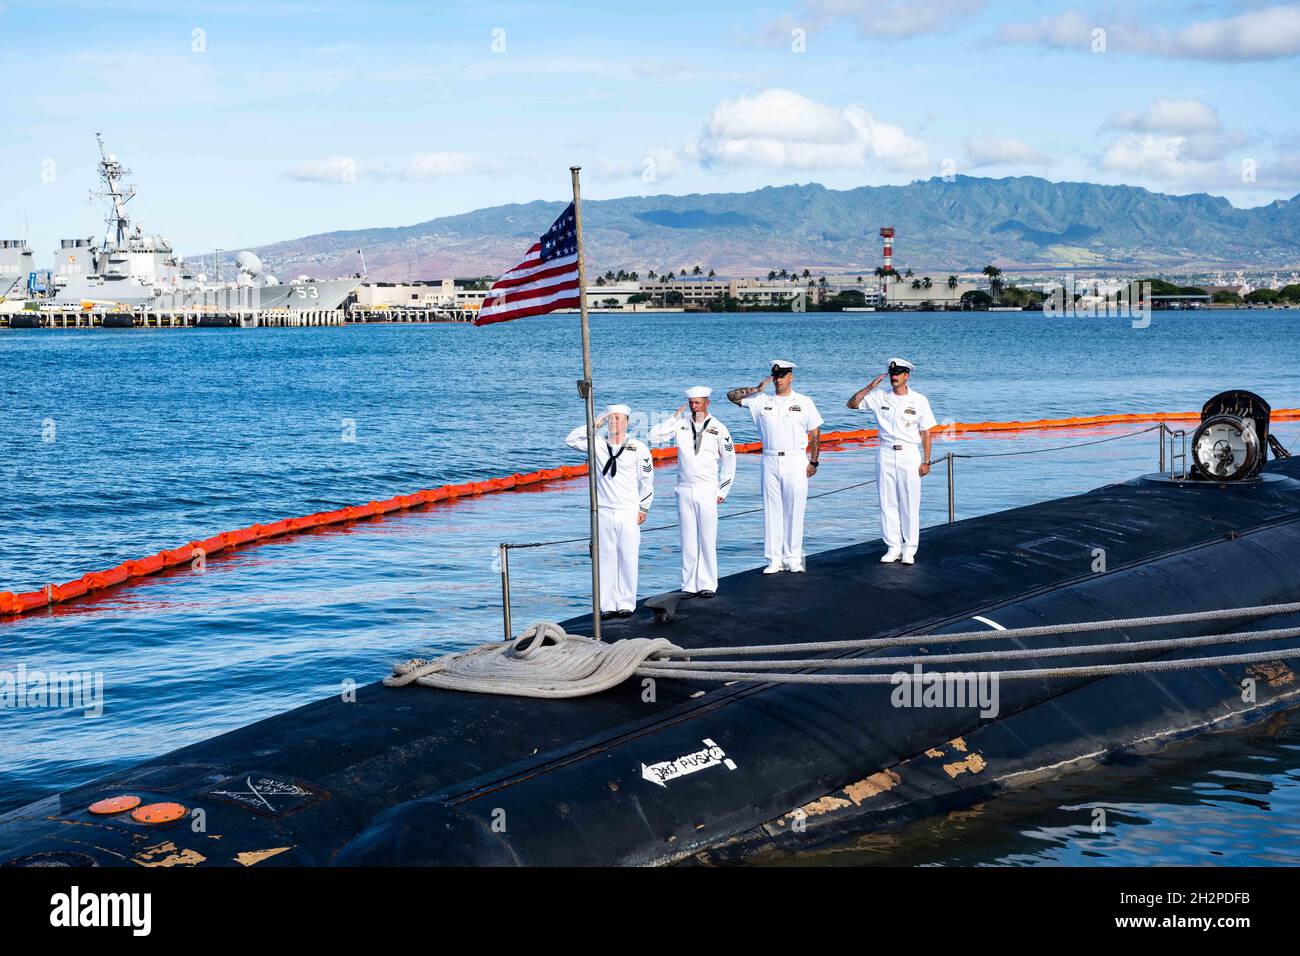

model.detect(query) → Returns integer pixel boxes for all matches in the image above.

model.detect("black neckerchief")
[689,416,711,455]
[602,441,627,477]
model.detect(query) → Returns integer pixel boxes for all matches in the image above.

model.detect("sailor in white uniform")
[728,361,823,573]
[565,404,655,617]
[648,386,737,597]
[847,358,938,565]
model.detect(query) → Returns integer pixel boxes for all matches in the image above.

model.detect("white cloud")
[759,0,986,43]
[402,153,477,179]
[1098,134,1224,182]
[1168,4,1300,61]
[1255,154,1300,190]
[697,89,929,172]
[1095,98,1253,186]
[1000,4,1300,61]
[287,156,360,183]
[286,152,516,183]
[964,135,1052,168]
[998,10,1103,49]
[591,147,685,184]
[1104,99,1222,135]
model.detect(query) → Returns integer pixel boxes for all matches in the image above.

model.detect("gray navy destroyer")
[0,135,360,325]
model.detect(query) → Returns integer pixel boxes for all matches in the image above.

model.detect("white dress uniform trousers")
[876,443,922,553]
[858,387,937,556]
[648,414,737,592]
[566,424,655,612]
[743,391,824,568]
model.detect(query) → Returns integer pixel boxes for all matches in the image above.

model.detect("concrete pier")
[2,309,350,329]
[345,308,476,323]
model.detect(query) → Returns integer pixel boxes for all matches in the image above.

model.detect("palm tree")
[905,268,914,278]
[767,270,777,281]
[679,268,687,277]
[778,269,788,280]
[982,265,1003,304]
[648,269,657,280]
[911,279,922,290]
[691,265,702,276]
[947,275,958,290]
[707,269,715,278]
[922,277,933,289]
[801,268,811,279]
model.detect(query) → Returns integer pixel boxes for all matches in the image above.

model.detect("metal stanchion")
[946,452,956,523]
[1158,422,1167,472]
[499,543,512,642]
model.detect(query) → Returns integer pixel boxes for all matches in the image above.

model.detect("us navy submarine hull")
[4,461,1300,867]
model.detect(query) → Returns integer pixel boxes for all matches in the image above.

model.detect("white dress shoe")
[763,563,785,574]
[785,561,805,573]
[900,552,915,565]
[880,550,902,563]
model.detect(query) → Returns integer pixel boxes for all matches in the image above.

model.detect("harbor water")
[3,309,1300,864]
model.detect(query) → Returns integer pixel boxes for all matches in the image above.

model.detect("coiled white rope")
[385,621,680,699]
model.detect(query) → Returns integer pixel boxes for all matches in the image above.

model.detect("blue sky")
[3,0,1299,258]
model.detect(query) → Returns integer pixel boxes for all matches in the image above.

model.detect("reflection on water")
[764,709,1300,866]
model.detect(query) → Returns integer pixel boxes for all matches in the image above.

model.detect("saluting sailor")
[728,361,823,573]
[566,405,655,618]
[847,358,938,565]
[648,386,737,597]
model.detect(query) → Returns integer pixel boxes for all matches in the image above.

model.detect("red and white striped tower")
[879,226,895,295]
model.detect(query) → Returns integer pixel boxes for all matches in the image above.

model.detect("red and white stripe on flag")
[475,203,581,326]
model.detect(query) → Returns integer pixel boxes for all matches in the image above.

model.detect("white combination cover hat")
[684,386,712,399]
[770,359,797,370]
[887,357,914,371]
[606,404,631,417]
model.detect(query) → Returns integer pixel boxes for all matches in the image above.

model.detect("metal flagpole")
[570,166,602,642]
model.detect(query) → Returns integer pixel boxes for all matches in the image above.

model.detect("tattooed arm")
[728,376,772,406]
[806,427,821,477]
[847,373,886,409]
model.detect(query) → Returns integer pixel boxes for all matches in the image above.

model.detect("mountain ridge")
[238,175,1300,280]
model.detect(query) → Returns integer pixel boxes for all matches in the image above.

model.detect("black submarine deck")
[4,458,1300,867]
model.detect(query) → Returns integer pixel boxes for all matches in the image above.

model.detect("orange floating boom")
[1,408,1296,618]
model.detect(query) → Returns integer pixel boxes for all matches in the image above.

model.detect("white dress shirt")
[565,425,655,512]
[859,387,937,448]
[742,391,824,454]
[647,414,738,500]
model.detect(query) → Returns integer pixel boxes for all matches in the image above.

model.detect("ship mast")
[92,133,135,248]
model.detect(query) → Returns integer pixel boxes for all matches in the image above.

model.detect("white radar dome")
[235,251,263,277]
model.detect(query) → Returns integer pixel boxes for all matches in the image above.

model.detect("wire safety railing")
[497,423,1171,640]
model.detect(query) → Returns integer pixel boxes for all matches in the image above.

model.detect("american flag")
[475,203,581,326]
